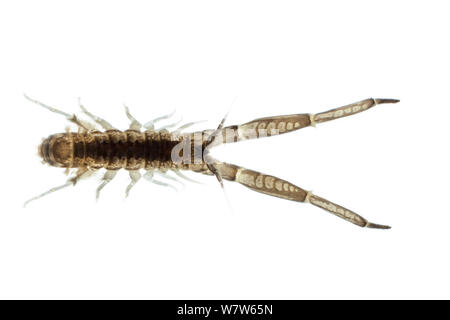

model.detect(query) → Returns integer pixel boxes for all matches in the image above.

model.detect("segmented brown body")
[27,96,399,229]
[39,130,208,171]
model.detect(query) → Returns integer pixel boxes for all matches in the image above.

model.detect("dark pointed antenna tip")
[365,222,391,230]
[374,98,400,105]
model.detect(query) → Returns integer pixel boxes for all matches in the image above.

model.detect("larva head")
[38,133,73,168]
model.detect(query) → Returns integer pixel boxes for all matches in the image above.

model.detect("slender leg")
[172,170,203,184]
[154,171,185,189]
[143,109,176,130]
[143,171,154,181]
[151,179,178,191]
[24,168,95,207]
[125,170,142,197]
[143,171,178,191]
[24,94,95,131]
[209,161,390,229]
[123,104,142,131]
[173,120,207,133]
[207,98,399,147]
[156,117,183,131]
[96,170,117,200]
[78,98,115,130]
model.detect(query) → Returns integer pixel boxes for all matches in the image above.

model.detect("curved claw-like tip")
[374,98,400,105]
[365,222,391,230]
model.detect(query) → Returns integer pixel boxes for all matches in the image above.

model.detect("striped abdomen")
[38,130,191,170]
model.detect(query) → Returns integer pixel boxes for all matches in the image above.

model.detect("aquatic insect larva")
[24,95,399,229]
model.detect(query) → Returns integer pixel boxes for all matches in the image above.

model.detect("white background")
[0,0,449,299]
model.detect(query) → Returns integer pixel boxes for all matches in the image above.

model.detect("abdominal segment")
[69,130,183,170]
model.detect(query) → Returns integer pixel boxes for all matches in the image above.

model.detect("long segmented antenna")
[24,94,72,118]
[24,168,94,207]
[24,182,73,207]
[24,94,94,130]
